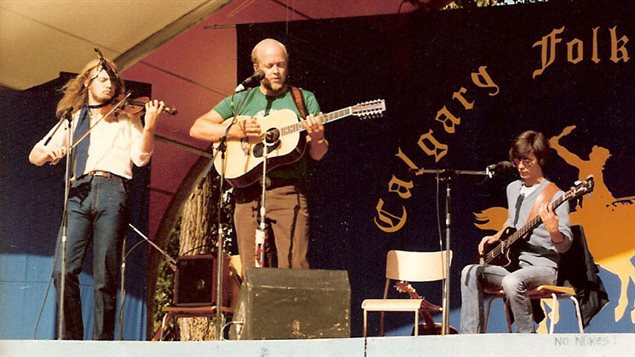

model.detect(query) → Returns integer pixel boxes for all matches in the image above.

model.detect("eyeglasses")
[513,157,535,167]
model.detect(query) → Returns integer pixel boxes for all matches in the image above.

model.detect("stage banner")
[237,0,634,335]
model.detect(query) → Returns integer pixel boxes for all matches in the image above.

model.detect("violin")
[72,94,177,150]
[125,96,178,115]
[100,95,178,117]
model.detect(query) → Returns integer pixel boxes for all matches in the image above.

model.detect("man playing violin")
[190,38,328,276]
[29,58,165,340]
[460,130,573,333]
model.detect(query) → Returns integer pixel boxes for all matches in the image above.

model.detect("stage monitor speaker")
[230,268,350,340]
[173,254,230,306]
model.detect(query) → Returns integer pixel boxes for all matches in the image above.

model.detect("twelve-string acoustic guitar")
[213,99,386,188]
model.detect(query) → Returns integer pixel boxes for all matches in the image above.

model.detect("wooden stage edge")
[2,333,634,357]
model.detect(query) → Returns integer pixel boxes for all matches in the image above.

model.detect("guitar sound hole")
[253,140,280,158]
[265,128,280,144]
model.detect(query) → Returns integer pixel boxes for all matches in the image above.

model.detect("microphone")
[93,48,118,80]
[44,107,74,146]
[486,160,514,177]
[234,70,265,92]
[59,106,74,119]
[487,161,514,172]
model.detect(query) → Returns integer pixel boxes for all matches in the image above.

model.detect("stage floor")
[2,334,634,357]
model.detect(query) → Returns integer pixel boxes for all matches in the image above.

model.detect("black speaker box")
[173,254,230,306]
[231,268,351,340]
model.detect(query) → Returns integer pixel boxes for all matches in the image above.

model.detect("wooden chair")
[152,254,242,341]
[361,250,452,337]
[153,305,234,341]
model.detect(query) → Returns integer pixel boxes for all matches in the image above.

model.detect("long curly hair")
[55,58,125,118]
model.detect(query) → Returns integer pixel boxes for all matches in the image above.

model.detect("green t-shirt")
[213,87,320,181]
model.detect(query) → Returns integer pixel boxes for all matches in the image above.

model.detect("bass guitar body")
[477,176,594,270]
[479,226,522,269]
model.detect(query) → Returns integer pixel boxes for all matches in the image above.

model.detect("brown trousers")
[233,183,310,276]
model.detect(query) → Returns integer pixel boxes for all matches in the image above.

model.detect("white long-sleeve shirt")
[33,109,152,179]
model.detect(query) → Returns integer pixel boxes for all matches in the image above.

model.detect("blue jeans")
[460,263,557,333]
[53,175,129,340]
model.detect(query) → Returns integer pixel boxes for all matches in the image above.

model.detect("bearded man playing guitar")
[190,38,328,276]
[460,130,573,333]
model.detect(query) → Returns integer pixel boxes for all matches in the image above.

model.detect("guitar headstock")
[394,280,414,293]
[351,99,386,120]
[566,175,595,200]
[394,280,422,299]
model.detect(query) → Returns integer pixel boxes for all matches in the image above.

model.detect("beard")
[88,85,115,104]
[263,78,285,93]
[95,93,113,104]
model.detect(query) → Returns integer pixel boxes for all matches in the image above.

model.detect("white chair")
[361,250,452,337]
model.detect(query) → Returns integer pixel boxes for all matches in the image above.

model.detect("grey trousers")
[460,263,557,333]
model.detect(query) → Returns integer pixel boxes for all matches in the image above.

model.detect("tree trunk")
[176,172,221,340]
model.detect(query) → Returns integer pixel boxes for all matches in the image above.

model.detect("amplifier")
[230,268,351,339]
[173,254,231,306]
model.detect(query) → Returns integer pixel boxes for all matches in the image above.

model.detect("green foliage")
[151,218,181,334]
[150,172,236,336]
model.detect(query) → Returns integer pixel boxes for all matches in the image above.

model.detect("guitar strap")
[289,86,308,119]
[527,181,560,221]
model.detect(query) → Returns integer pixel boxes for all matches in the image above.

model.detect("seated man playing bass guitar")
[460,130,573,333]
[190,38,328,276]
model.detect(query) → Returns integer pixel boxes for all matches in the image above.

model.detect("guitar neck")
[281,107,353,136]
[506,194,567,246]
[482,177,592,265]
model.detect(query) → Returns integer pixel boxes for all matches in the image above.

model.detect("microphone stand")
[55,109,74,340]
[411,167,489,335]
[118,223,176,339]
[209,88,253,339]
[43,108,73,146]
[254,141,268,268]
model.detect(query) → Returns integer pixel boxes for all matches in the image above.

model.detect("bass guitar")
[479,176,594,268]
[213,99,386,188]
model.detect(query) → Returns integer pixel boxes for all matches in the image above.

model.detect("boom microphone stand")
[412,167,490,335]
[118,224,177,339]
[52,109,74,340]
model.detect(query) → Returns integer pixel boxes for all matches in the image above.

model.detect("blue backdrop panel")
[0,74,151,340]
